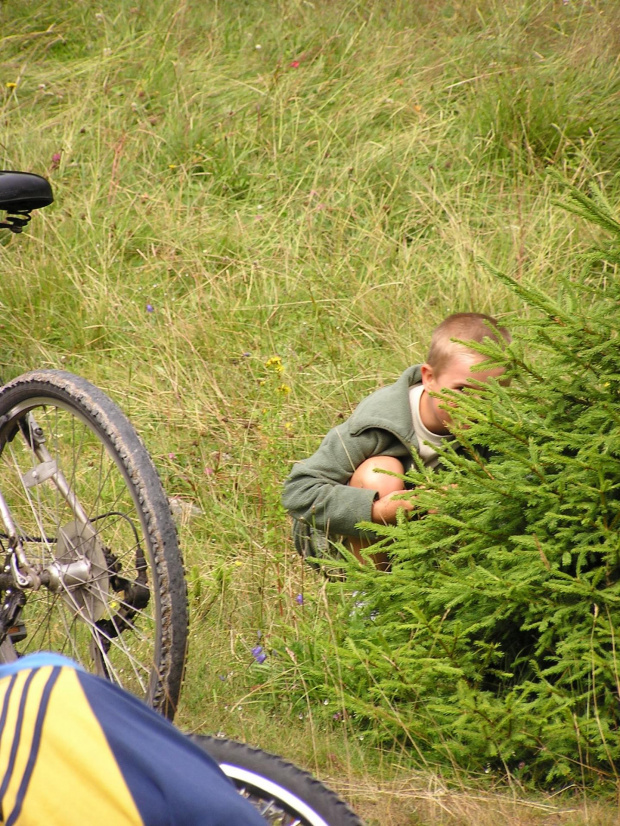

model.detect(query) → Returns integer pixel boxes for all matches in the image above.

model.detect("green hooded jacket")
[282,365,422,539]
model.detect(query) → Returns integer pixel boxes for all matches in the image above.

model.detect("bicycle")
[0,171,188,719]
[0,173,364,825]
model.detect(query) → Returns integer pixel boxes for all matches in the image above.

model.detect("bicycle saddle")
[0,171,53,233]
[0,171,53,212]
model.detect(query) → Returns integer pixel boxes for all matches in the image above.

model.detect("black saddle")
[0,171,53,232]
[0,171,53,211]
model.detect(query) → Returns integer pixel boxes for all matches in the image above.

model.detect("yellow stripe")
[0,666,48,820]
[1,668,143,826]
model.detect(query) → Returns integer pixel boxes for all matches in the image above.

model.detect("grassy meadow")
[2,0,620,822]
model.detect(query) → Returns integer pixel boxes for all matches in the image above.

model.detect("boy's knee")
[349,456,406,496]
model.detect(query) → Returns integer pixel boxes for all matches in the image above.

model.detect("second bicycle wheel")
[0,370,188,719]
[191,735,363,826]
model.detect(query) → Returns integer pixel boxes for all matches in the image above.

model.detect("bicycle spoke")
[1,404,157,695]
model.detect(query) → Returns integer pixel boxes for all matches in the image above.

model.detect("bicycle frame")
[0,411,103,655]
[0,411,92,579]
[0,171,59,640]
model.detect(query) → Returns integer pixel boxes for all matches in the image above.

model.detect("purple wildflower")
[251,645,267,664]
[295,594,304,605]
[146,303,154,313]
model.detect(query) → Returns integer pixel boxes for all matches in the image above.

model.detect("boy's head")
[420,313,511,434]
[426,312,511,375]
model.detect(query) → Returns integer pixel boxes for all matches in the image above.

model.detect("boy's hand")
[371,492,414,525]
[371,484,457,524]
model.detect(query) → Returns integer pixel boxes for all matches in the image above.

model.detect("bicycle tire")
[0,369,188,719]
[190,735,364,826]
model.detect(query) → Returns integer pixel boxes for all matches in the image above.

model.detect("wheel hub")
[55,520,109,621]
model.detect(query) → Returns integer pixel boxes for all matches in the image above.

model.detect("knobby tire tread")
[191,734,364,826]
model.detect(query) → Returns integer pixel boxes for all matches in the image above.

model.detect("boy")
[282,312,510,569]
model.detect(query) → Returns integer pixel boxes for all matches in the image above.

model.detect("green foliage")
[273,181,620,787]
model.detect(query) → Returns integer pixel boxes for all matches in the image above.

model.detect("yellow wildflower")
[265,355,284,373]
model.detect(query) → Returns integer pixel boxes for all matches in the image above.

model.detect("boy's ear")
[421,363,434,389]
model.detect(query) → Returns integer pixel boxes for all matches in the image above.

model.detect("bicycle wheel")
[0,370,188,719]
[191,735,363,826]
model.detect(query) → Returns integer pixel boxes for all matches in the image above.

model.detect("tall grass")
[2,0,620,821]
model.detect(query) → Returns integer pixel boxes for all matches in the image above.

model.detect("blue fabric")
[77,670,267,826]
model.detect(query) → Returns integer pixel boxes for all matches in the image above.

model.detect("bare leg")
[346,456,406,570]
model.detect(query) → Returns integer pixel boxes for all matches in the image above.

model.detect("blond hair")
[426,313,511,373]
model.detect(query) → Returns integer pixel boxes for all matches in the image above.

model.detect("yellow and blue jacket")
[0,653,265,826]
